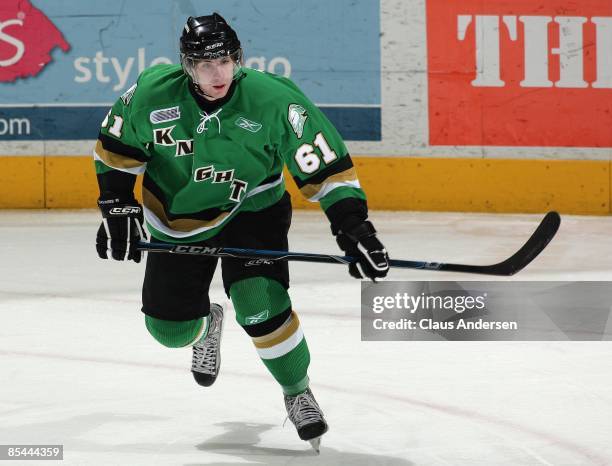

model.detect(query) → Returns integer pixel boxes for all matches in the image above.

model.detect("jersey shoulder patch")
[150,106,181,124]
[288,104,308,139]
[120,83,137,105]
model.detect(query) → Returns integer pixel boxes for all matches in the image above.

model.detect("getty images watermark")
[361,282,612,341]
[370,289,518,332]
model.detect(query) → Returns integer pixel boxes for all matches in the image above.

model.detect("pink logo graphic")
[0,0,70,82]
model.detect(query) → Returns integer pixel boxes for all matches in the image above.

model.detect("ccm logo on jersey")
[109,206,141,215]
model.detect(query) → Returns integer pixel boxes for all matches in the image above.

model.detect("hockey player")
[94,13,389,451]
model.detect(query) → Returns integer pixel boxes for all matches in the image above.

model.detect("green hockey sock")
[230,277,291,326]
[145,315,208,348]
[230,277,310,395]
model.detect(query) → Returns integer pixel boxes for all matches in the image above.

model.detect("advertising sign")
[427,0,612,147]
[0,0,381,141]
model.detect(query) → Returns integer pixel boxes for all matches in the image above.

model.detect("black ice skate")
[284,388,329,453]
[191,303,224,386]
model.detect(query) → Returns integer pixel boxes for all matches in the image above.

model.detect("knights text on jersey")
[94,65,365,243]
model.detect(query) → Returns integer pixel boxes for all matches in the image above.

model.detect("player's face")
[194,57,235,100]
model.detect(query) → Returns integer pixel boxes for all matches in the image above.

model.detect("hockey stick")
[136,211,560,276]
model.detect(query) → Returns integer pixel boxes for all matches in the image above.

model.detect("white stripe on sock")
[256,326,304,360]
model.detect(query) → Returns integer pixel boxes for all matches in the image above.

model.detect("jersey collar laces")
[197,108,223,134]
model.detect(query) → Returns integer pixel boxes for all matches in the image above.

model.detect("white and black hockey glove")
[96,194,147,263]
[336,221,389,281]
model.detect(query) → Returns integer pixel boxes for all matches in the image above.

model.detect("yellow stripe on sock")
[252,312,299,348]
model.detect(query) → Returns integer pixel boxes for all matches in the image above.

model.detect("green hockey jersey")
[94,64,366,243]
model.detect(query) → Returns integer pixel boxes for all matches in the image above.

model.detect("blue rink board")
[0,106,380,141]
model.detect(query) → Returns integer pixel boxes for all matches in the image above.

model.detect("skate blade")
[308,436,322,454]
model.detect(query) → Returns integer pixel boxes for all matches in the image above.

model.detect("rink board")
[1,0,611,213]
[0,156,608,214]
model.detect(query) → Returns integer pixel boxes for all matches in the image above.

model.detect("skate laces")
[191,308,222,375]
[191,335,219,374]
[284,390,324,428]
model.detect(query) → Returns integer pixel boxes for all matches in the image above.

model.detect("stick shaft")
[136,211,560,276]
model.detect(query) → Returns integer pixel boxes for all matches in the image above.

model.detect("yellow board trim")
[288,157,611,215]
[0,156,44,208]
[0,155,609,214]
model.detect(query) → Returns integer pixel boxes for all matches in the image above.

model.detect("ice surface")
[1,210,611,465]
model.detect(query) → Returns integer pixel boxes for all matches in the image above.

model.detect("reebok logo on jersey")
[245,310,270,324]
[154,126,176,146]
[235,117,262,133]
[150,106,181,124]
[288,104,307,138]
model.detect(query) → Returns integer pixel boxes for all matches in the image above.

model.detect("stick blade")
[445,211,561,276]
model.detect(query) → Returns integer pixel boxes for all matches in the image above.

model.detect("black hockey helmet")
[180,13,243,85]
[180,13,241,60]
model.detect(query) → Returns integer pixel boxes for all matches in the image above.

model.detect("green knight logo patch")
[120,83,137,105]
[288,104,307,139]
[235,116,262,133]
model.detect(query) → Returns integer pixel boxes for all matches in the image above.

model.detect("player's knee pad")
[144,315,204,348]
[230,277,292,328]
